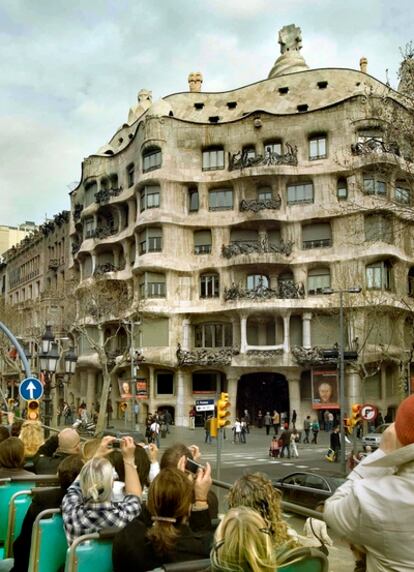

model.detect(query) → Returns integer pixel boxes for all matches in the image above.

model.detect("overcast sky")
[0,0,412,227]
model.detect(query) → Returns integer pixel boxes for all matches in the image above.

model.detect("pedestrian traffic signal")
[349,403,361,428]
[27,400,40,421]
[217,392,231,429]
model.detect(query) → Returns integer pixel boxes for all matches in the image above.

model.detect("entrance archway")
[236,372,289,425]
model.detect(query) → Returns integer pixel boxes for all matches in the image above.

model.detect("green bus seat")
[28,509,68,572]
[64,529,117,572]
[278,547,329,572]
[4,489,32,557]
[0,480,35,547]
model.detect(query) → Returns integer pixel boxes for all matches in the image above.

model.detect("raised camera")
[185,458,203,474]
[111,439,122,449]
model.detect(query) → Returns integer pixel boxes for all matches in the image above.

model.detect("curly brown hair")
[227,472,296,549]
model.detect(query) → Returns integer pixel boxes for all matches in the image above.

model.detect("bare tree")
[69,278,133,434]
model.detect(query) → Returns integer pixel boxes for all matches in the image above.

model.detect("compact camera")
[185,458,204,474]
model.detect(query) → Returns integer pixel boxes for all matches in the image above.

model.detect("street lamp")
[38,326,78,435]
[323,286,362,475]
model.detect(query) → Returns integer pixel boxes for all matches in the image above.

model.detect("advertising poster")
[118,378,148,400]
[312,368,339,409]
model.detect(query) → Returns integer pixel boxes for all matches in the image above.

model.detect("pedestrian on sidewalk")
[303,416,311,443]
[269,436,281,458]
[150,418,161,448]
[272,410,280,435]
[290,430,299,458]
[323,410,330,431]
[233,419,242,444]
[240,419,247,444]
[291,409,297,429]
[279,427,291,458]
[330,426,340,462]
[264,412,272,435]
[204,416,212,444]
[311,419,320,444]
[256,410,263,428]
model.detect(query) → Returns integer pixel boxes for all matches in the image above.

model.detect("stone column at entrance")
[226,376,238,421]
[86,370,96,412]
[288,378,301,424]
[302,313,312,348]
[80,370,87,402]
[148,366,155,413]
[176,369,190,427]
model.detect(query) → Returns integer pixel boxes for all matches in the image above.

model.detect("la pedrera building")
[67,24,414,426]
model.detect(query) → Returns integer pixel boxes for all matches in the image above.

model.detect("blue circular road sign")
[19,377,44,401]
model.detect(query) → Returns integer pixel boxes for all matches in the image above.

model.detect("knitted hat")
[395,395,414,446]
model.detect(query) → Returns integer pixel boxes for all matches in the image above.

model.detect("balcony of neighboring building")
[221,225,293,263]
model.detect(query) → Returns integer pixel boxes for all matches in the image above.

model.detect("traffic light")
[349,403,362,429]
[217,392,231,429]
[27,400,40,421]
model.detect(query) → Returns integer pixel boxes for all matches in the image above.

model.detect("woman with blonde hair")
[19,421,44,458]
[227,472,298,556]
[211,506,277,572]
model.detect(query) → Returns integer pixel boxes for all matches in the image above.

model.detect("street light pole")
[338,290,346,474]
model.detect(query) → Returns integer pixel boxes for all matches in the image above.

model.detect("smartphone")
[185,458,203,474]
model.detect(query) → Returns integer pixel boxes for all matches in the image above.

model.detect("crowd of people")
[0,395,412,571]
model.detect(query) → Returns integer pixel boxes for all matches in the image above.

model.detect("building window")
[308,268,331,295]
[202,147,225,171]
[287,182,314,205]
[257,186,273,201]
[156,371,174,395]
[395,183,411,205]
[366,261,392,290]
[200,272,219,298]
[264,141,282,156]
[302,223,332,249]
[139,227,162,254]
[84,181,97,207]
[139,272,166,298]
[194,230,212,254]
[358,129,383,143]
[140,185,160,211]
[126,163,135,187]
[408,268,414,298]
[208,188,233,211]
[194,323,232,348]
[243,145,256,160]
[247,274,269,290]
[364,214,393,243]
[142,147,162,173]
[337,177,348,200]
[309,134,327,160]
[189,188,199,212]
[363,176,387,196]
[84,217,95,238]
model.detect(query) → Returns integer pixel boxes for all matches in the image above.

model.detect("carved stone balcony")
[71,241,81,255]
[291,346,337,366]
[176,344,239,367]
[229,143,298,171]
[74,203,84,221]
[95,187,123,204]
[94,262,124,276]
[351,138,400,157]
[302,238,332,249]
[239,195,282,212]
[222,238,293,259]
[95,225,118,239]
[224,280,305,301]
[48,258,59,270]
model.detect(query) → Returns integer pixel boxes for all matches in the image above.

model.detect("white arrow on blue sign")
[19,377,44,401]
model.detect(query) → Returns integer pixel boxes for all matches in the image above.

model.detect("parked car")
[273,471,345,510]
[361,423,391,451]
